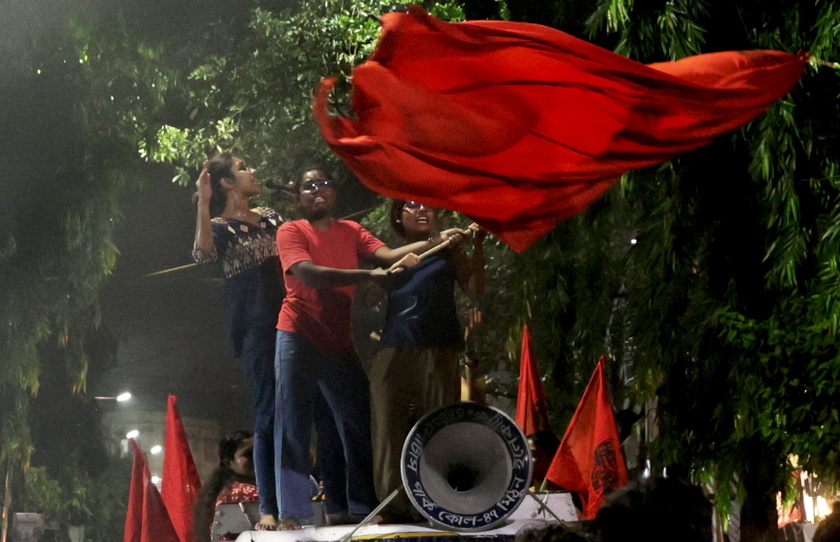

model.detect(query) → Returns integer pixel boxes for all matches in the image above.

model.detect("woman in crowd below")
[192,153,283,530]
[194,430,259,541]
[274,168,467,530]
[368,199,486,523]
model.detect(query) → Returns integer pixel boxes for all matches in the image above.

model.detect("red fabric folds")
[314,7,806,252]
[515,325,552,436]
[160,395,201,542]
[545,357,628,519]
[124,439,180,542]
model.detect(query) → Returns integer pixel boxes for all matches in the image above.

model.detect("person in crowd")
[594,477,713,542]
[815,501,840,542]
[367,199,486,523]
[515,523,595,542]
[193,154,283,530]
[274,168,467,529]
[193,430,259,541]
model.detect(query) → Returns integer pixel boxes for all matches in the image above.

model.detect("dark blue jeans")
[238,324,279,517]
[274,330,378,519]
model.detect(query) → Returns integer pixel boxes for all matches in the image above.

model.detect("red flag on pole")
[545,357,628,519]
[314,7,806,252]
[124,439,144,542]
[160,395,201,542]
[124,439,180,542]
[515,325,552,436]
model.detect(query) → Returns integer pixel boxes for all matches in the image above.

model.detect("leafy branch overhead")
[141,0,465,191]
[582,0,840,526]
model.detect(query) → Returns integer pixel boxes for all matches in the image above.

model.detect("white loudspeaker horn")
[401,402,532,531]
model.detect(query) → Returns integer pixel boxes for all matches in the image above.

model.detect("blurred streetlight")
[94,391,132,402]
[126,429,139,439]
[150,445,162,455]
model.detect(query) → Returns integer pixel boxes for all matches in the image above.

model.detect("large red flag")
[515,325,552,436]
[545,357,627,519]
[160,395,201,542]
[314,7,806,252]
[124,439,180,542]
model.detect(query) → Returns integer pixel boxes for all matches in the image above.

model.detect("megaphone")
[401,402,532,531]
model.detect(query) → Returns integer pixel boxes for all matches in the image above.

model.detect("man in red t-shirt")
[274,167,465,529]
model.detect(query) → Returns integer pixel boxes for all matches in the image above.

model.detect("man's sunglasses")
[300,179,335,194]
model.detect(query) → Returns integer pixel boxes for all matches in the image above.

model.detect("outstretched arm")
[372,228,468,266]
[288,260,394,290]
[280,223,406,289]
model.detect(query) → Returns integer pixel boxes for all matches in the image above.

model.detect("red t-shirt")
[276,219,385,355]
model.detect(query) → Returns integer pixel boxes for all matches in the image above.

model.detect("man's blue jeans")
[274,330,379,519]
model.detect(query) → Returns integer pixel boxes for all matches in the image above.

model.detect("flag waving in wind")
[546,357,627,519]
[314,7,806,252]
[160,395,201,542]
[515,325,552,437]
[124,439,180,542]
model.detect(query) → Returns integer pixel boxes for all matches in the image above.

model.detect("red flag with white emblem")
[546,357,628,518]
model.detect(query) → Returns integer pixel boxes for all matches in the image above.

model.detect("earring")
[395,219,401,223]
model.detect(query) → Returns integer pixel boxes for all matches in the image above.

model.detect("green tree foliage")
[141,0,464,208]
[354,1,838,539]
[23,455,131,540]
[2,0,134,473]
[528,0,840,539]
[1,0,228,534]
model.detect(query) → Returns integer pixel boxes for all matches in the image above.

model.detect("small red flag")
[314,7,806,252]
[546,357,628,519]
[515,325,552,436]
[124,439,180,542]
[124,440,144,542]
[160,395,202,542]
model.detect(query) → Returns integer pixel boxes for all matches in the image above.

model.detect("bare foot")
[256,514,278,531]
[279,517,303,531]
